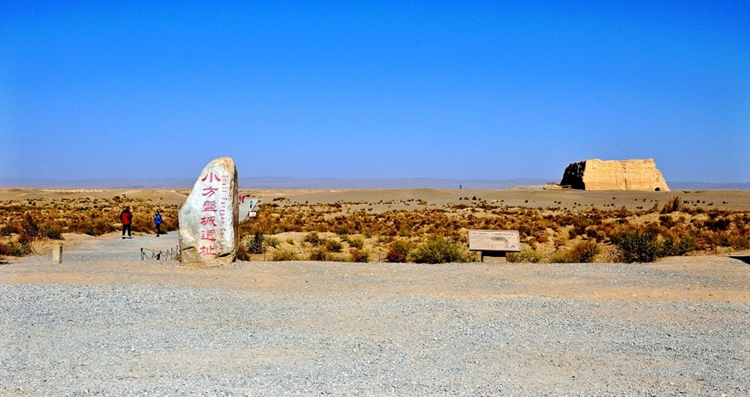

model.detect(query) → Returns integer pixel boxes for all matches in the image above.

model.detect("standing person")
[120,207,133,239]
[153,210,163,237]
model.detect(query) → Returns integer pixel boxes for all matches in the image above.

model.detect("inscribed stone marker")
[178,157,239,265]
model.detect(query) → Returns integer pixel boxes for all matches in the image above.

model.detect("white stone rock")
[178,157,239,264]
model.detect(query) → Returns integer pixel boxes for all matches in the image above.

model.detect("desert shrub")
[246,231,265,254]
[324,239,342,252]
[349,248,369,263]
[661,196,683,214]
[409,237,468,264]
[549,249,576,264]
[304,232,322,246]
[727,235,750,250]
[265,236,280,249]
[236,243,250,261]
[702,218,731,232]
[385,239,411,263]
[44,226,64,240]
[20,213,41,239]
[569,240,599,263]
[0,241,10,256]
[0,241,31,257]
[507,248,541,263]
[309,248,329,261]
[348,236,365,249]
[660,215,679,229]
[81,218,116,236]
[270,250,298,261]
[611,228,662,263]
[660,233,696,256]
[131,213,154,233]
[1,224,17,236]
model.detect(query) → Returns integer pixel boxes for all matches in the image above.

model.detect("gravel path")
[1,234,749,396]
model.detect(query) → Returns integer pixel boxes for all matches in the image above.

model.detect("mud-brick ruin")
[560,159,670,191]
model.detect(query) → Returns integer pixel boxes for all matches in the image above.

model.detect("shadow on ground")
[729,256,750,265]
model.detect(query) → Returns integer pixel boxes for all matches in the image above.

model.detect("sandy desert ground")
[3,186,750,210]
[1,231,749,395]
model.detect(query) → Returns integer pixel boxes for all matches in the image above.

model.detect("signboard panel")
[468,230,521,252]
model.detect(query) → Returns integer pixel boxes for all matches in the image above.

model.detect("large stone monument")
[560,159,670,191]
[179,157,239,264]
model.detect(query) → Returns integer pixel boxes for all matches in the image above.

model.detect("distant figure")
[460,184,462,189]
[154,210,163,237]
[120,207,133,239]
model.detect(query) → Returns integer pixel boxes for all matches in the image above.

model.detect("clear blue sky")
[2,1,749,183]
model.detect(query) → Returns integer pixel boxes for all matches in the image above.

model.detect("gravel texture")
[1,234,749,396]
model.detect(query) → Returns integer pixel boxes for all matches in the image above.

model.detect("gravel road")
[1,233,749,396]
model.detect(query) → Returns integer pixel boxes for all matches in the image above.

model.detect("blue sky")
[1,1,749,183]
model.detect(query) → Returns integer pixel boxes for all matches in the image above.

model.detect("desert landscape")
[1,187,750,394]
[6,1,749,394]
[2,187,750,264]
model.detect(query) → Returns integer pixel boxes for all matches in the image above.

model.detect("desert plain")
[1,187,750,395]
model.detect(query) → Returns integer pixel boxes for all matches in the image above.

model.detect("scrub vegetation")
[0,195,179,259]
[2,192,749,264]
[236,195,750,263]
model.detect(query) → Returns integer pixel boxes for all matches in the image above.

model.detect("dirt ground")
[3,187,750,211]
[3,232,750,306]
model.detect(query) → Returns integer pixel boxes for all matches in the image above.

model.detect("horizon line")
[1,177,749,190]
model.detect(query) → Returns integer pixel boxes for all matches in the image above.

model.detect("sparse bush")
[349,248,369,263]
[265,236,280,249]
[1,224,17,236]
[385,239,411,263]
[324,239,342,252]
[271,250,298,261]
[659,215,677,229]
[549,249,576,263]
[727,235,750,250]
[660,233,696,256]
[246,231,265,254]
[236,243,250,261]
[20,213,41,239]
[131,213,153,233]
[44,227,64,240]
[309,248,329,261]
[569,240,599,263]
[0,241,31,257]
[304,232,322,246]
[661,196,683,214]
[611,228,662,263]
[348,236,364,249]
[409,237,468,264]
[507,248,541,263]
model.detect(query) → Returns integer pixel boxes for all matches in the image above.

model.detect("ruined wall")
[560,159,670,191]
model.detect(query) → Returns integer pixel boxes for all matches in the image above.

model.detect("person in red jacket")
[120,207,133,239]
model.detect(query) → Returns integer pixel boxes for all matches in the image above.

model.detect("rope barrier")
[140,245,179,261]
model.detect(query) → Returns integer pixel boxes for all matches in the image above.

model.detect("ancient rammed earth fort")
[560,159,670,191]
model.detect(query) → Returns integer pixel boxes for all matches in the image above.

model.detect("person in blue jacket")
[154,210,163,237]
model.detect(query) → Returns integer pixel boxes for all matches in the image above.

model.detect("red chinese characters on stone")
[200,230,216,241]
[201,216,217,227]
[202,186,218,197]
[201,172,221,183]
[197,170,230,257]
[202,201,217,212]
[199,246,216,256]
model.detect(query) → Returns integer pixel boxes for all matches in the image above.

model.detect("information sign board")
[468,230,521,252]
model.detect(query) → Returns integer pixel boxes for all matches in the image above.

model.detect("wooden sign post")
[468,230,521,263]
